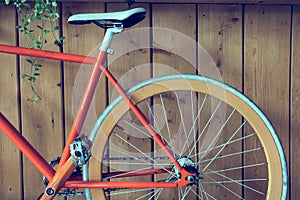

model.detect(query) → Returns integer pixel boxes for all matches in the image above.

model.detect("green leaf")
[44,30,50,35]
[34,63,42,67]
[53,26,59,31]
[33,40,41,45]
[33,97,40,102]
[33,16,41,21]
[23,3,31,9]
[20,74,27,78]
[28,76,36,82]
[54,40,60,45]
[37,25,43,30]
[26,59,33,64]
[5,0,10,5]
[51,1,57,7]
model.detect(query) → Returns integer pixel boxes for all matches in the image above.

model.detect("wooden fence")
[0,1,299,199]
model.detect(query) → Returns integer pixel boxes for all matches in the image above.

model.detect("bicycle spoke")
[108,188,154,197]
[191,131,257,160]
[189,186,204,200]
[181,91,203,158]
[155,94,181,156]
[204,168,267,196]
[159,94,173,145]
[188,100,223,157]
[200,108,236,169]
[201,178,268,184]
[199,147,263,164]
[173,91,189,156]
[201,118,244,171]
[89,75,287,199]
[122,119,152,138]
[181,186,192,199]
[114,133,176,176]
[204,173,244,199]
[198,182,216,200]
[135,191,153,200]
[203,162,267,175]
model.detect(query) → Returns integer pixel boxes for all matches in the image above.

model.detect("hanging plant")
[5,0,65,102]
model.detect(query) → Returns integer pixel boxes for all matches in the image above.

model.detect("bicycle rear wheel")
[88,74,287,200]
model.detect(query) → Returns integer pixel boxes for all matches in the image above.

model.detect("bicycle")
[0,7,288,200]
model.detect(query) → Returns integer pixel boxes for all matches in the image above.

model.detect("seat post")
[99,23,123,53]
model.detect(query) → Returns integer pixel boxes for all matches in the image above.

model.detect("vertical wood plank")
[152,4,196,199]
[19,5,64,199]
[153,3,197,76]
[107,3,151,199]
[198,4,242,87]
[244,5,290,199]
[62,2,105,145]
[291,5,300,200]
[62,2,105,199]
[198,4,243,199]
[0,4,22,200]
[107,3,151,95]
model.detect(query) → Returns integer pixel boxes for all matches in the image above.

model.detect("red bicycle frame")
[0,26,194,199]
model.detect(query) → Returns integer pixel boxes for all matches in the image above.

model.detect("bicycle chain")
[103,155,170,161]
[103,155,175,193]
[56,189,85,197]
[42,155,172,197]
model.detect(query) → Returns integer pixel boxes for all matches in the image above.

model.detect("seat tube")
[58,25,123,169]
[58,52,106,170]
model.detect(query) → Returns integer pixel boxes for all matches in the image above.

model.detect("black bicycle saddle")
[68,7,146,29]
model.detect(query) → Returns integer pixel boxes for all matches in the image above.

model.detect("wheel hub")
[174,157,200,184]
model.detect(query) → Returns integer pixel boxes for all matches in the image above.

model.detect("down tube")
[0,112,55,181]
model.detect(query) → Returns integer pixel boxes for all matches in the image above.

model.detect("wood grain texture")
[62,3,105,199]
[198,4,243,199]
[0,2,298,199]
[152,4,196,199]
[291,5,300,200]
[62,2,105,146]
[153,4,197,76]
[18,5,64,199]
[244,5,290,199]
[244,4,290,156]
[107,3,151,200]
[0,4,22,200]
